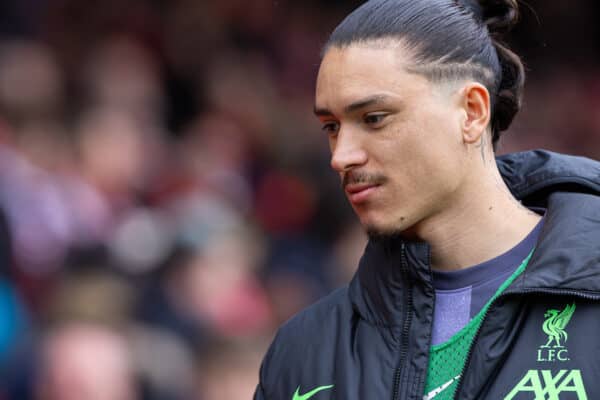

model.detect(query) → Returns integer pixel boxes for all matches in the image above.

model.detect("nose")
[329,129,368,173]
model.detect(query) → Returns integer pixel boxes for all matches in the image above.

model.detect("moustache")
[342,171,387,188]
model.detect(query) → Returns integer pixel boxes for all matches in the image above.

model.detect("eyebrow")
[314,94,393,117]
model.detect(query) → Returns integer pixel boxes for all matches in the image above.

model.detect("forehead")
[315,43,432,110]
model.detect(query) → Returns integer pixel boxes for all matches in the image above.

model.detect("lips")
[345,182,380,204]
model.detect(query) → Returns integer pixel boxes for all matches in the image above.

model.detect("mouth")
[345,182,381,205]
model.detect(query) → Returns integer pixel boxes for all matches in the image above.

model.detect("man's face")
[315,42,469,237]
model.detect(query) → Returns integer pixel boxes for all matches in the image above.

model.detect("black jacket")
[255,150,600,400]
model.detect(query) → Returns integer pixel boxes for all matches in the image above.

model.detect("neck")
[412,163,541,272]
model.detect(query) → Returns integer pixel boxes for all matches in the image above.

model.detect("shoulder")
[258,286,353,383]
[274,286,351,348]
[523,191,600,291]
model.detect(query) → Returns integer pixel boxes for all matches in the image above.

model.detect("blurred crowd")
[0,1,598,399]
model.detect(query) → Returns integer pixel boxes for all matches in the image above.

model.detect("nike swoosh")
[293,384,334,400]
[423,375,461,400]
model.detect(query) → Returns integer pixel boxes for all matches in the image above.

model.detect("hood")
[497,149,600,204]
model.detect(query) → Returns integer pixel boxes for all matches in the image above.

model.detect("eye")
[363,113,388,127]
[321,121,340,135]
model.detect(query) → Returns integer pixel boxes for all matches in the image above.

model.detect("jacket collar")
[349,150,600,326]
[349,237,432,327]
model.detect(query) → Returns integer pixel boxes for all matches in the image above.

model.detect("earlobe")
[461,83,491,145]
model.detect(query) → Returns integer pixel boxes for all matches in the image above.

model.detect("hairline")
[323,37,496,96]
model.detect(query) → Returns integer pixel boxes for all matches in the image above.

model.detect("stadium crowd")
[0,1,599,399]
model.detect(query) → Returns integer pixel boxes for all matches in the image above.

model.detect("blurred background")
[0,1,598,399]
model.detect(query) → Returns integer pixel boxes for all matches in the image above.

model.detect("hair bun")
[478,0,519,34]
[491,41,524,140]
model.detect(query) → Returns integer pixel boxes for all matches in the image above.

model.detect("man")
[255,0,600,399]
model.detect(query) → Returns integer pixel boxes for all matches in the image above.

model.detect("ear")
[460,83,491,145]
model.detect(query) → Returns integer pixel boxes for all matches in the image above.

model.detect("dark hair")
[324,0,525,148]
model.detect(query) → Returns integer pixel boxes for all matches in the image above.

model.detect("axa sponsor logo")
[504,369,588,400]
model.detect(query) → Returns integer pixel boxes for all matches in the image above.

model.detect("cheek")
[415,102,464,159]
[386,111,466,190]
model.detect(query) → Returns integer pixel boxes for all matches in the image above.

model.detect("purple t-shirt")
[430,217,545,346]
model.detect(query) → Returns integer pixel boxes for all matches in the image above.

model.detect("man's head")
[315,0,524,238]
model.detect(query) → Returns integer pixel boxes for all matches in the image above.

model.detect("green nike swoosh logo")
[292,384,334,400]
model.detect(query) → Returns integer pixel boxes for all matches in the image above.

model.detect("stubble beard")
[363,212,421,242]
[344,171,393,240]
[365,222,407,242]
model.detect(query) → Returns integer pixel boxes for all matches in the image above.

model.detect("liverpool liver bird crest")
[541,303,576,348]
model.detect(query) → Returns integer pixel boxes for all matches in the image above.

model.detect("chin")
[362,214,416,241]
[364,222,405,241]
[365,229,399,241]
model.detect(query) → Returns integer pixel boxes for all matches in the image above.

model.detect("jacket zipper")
[392,243,413,400]
[453,288,600,399]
